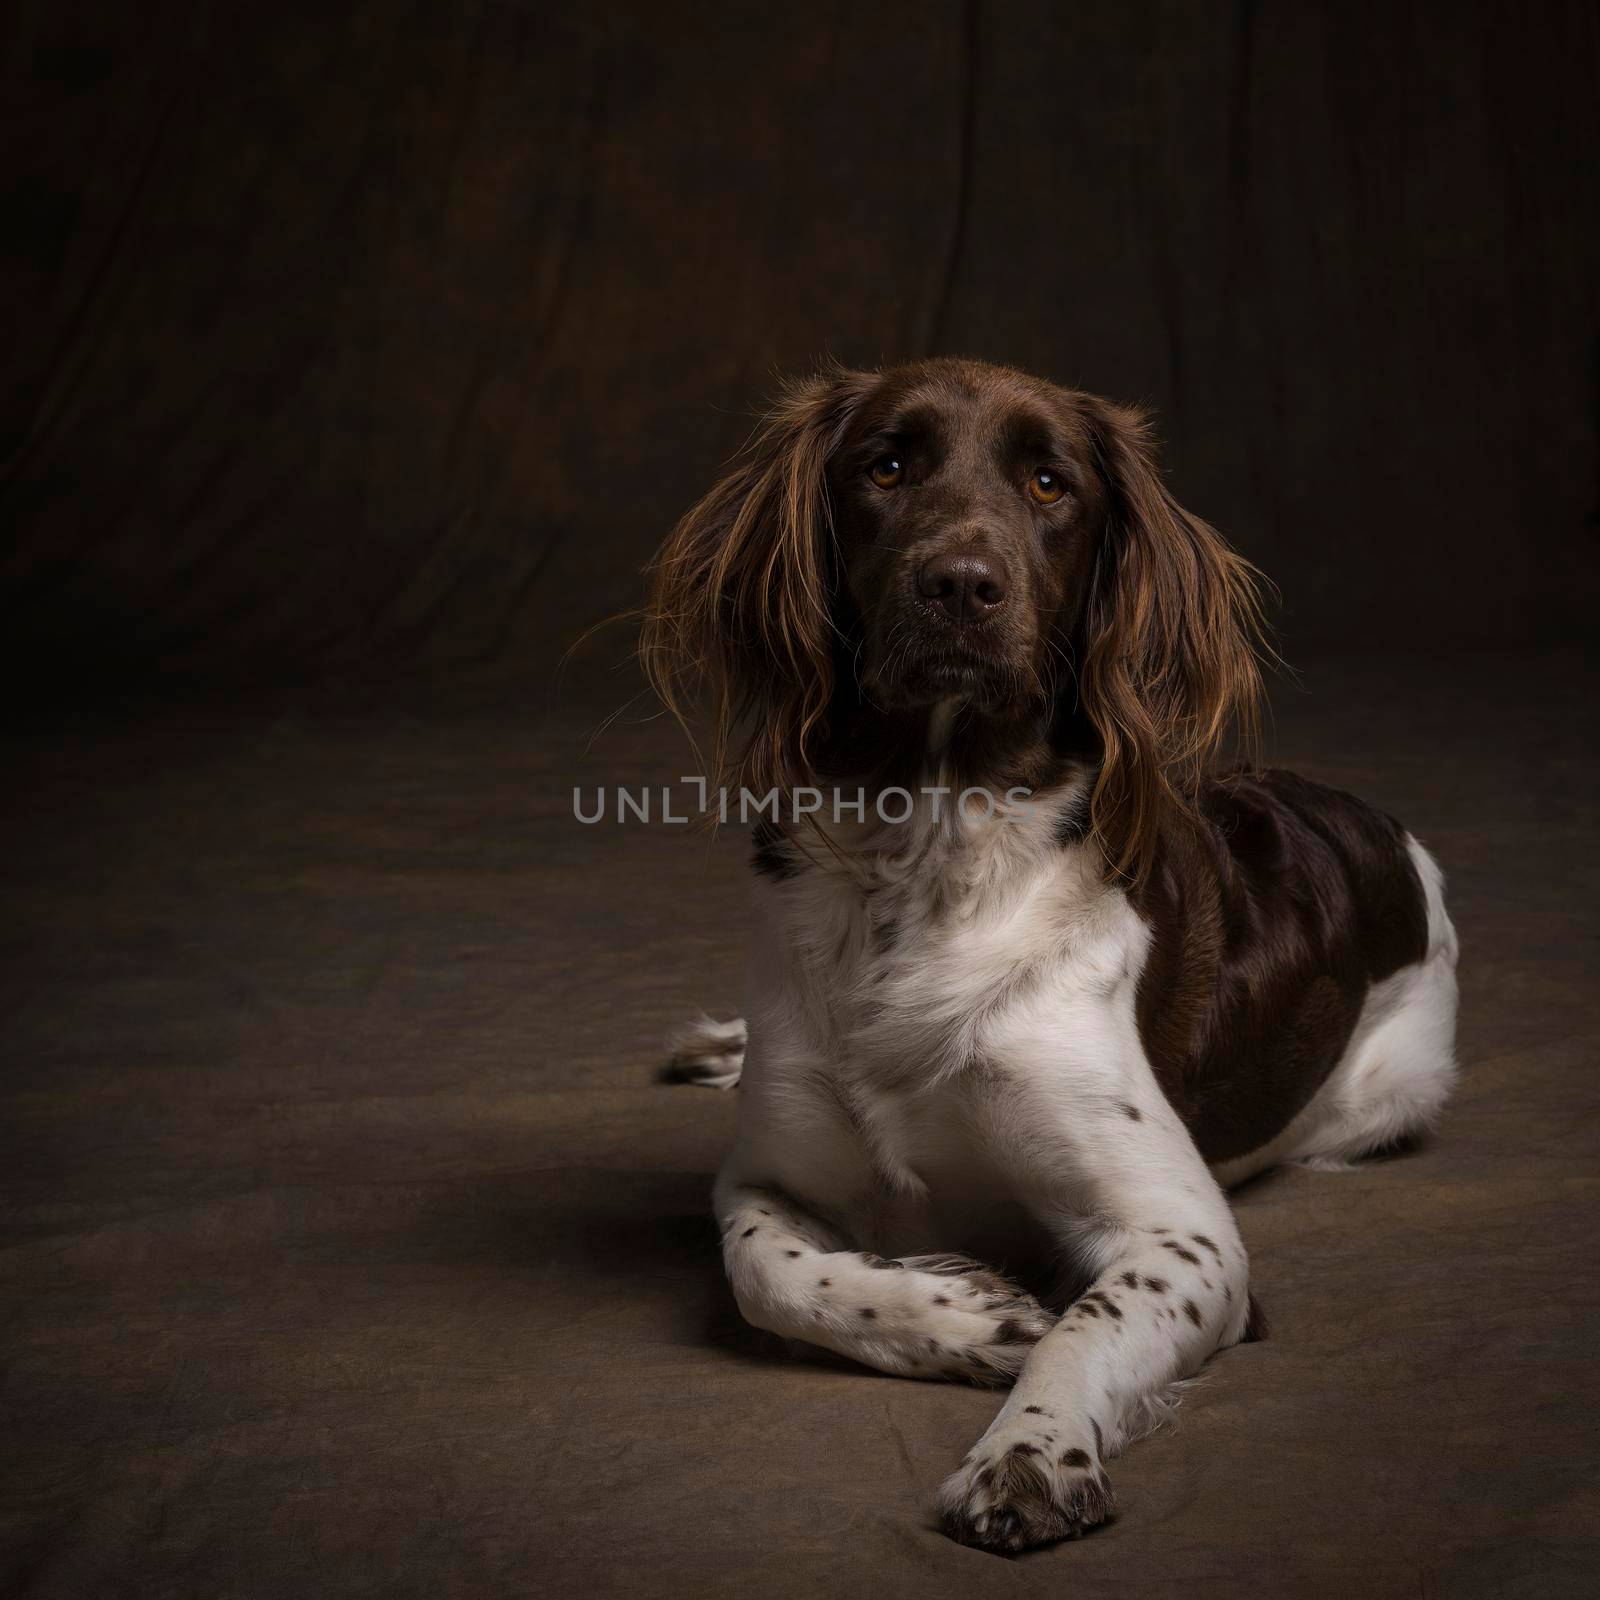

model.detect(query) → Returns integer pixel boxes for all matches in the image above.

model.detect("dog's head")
[643,358,1267,880]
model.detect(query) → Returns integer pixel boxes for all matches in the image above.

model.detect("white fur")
[693,791,1458,1547]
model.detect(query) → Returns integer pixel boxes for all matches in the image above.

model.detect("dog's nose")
[917,552,1008,623]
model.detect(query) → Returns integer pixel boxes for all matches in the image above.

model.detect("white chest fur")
[735,791,1152,1258]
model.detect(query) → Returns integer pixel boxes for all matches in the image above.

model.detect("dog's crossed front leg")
[714,1178,1056,1384]
[937,1074,1254,1554]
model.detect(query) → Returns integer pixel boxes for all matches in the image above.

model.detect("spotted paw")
[937,1435,1114,1554]
[771,1250,1055,1386]
[892,1255,1056,1384]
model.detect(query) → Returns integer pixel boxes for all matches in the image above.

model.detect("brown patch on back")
[1131,770,1431,1163]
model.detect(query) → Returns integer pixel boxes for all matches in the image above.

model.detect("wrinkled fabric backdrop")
[3,5,1599,1600]
[3,0,1596,693]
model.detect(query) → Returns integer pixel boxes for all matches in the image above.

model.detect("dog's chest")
[781,826,1119,1070]
[758,825,1135,1254]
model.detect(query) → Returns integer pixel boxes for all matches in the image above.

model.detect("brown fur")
[641,358,1270,886]
[1076,398,1270,882]
[1133,770,1430,1162]
[641,366,875,805]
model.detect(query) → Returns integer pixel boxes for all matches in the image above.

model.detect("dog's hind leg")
[662,1015,747,1088]
[1290,839,1459,1168]
[1213,840,1459,1184]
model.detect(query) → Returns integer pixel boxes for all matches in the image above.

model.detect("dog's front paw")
[895,1255,1055,1384]
[937,1433,1114,1554]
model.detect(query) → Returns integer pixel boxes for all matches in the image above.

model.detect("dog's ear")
[642,364,875,798]
[1078,398,1270,884]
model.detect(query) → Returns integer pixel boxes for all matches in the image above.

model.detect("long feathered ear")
[641,365,875,799]
[1079,398,1272,885]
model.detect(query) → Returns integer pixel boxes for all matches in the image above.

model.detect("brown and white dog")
[643,359,1458,1554]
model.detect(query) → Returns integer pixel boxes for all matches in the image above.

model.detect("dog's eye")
[1028,469,1065,506]
[869,455,904,489]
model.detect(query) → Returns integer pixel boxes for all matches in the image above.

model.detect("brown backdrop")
[3,0,1597,699]
[4,7,1599,1599]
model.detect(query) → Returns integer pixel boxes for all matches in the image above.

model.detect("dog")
[642,358,1459,1554]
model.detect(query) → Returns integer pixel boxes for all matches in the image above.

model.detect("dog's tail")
[660,1015,746,1089]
